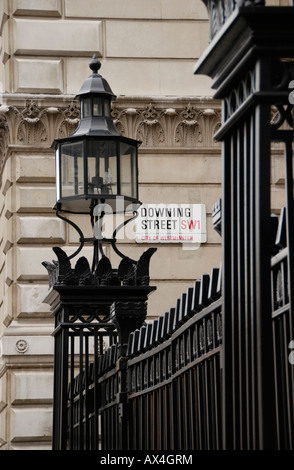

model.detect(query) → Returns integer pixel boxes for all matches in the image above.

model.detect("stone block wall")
[0,0,221,450]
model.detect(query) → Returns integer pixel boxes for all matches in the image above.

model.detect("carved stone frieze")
[0,97,221,174]
[112,99,221,149]
[0,100,80,148]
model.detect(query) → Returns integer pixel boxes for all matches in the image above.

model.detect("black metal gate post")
[50,297,70,450]
[45,285,119,450]
[195,3,294,449]
[43,247,156,450]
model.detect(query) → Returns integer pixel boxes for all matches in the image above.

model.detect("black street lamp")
[52,54,141,216]
[43,55,156,450]
[51,55,143,269]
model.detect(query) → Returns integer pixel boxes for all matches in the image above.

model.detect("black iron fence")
[67,266,222,450]
[65,202,294,451]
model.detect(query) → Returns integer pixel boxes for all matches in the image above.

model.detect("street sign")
[135,204,207,244]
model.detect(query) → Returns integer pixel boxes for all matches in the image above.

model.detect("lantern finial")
[89,54,101,74]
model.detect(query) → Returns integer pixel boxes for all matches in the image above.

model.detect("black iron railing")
[69,267,222,450]
[126,298,222,450]
[66,202,294,451]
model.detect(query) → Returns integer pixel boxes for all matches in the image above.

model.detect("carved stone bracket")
[0,100,80,148]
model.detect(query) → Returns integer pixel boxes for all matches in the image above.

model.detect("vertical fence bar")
[69,332,75,450]
[254,90,276,448]
[79,328,84,449]
[52,312,69,450]
[93,329,99,450]
[244,116,252,449]
[84,331,89,449]
[284,137,294,448]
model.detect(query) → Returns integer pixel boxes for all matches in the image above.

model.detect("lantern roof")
[52,55,140,144]
[75,54,117,100]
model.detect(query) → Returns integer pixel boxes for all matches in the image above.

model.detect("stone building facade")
[0,0,287,451]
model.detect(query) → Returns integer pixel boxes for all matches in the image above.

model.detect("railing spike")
[130,329,140,356]
[184,286,194,319]
[126,332,135,357]
[199,273,210,308]
[167,307,176,336]
[143,323,153,350]
[208,267,220,301]
[192,279,201,312]
[138,324,147,352]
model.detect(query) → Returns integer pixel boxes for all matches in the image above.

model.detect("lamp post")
[43,55,156,450]
[51,54,142,269]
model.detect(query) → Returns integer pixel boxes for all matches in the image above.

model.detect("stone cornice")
[0,95,222,175]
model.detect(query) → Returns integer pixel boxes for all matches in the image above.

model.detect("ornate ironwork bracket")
[55,205,140,272]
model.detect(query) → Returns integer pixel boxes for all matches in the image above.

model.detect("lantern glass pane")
[83,98,92,118]
[104,99,111,117]
[93,98,103,116]
[120,142,137,199]
[87,140,117,196]
[60,141,84,198]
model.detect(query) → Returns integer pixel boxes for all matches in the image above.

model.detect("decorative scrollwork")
[180,338,185,367]
[155,356,160,383]
[162,353,166,381]
[175,342,179,370]
[136,103,165,146]
[175,103,202,147]
[192,328,198,359]
[224,69,256,122]
[0,100,79,149]
[199,323,205,355]
[276,269,284,308]
[15,339,29,354]
[136,365,141,390]
[143,363,148,387]
[271,105,294,132]
[207,318,213,350]
[149,360,154,386]
[131,368,136,393]
[216,313,222,344]
[186,333,191,363]
[202,0,265,41]
[167,350,172,377]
